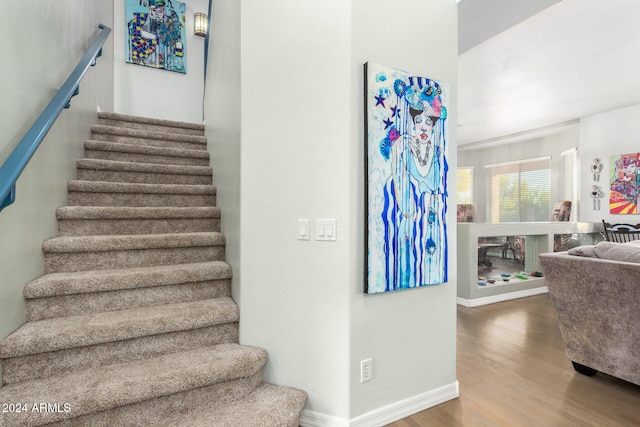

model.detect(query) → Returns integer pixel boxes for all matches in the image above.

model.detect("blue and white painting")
[365,63,448,294]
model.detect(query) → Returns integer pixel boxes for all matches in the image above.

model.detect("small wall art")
[125,0,186,74]
[364,63,449,294]
[609,152,640,214]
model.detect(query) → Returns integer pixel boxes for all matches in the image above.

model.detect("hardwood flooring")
[388,294,640,427]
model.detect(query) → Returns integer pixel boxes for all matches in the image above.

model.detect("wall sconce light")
[194,12,208,37]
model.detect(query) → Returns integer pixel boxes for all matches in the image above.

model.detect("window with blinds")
[488,157,550,222]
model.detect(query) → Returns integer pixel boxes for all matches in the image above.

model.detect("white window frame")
[486,156,551,223]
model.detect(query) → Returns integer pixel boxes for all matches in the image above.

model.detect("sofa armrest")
[539,252,640,385]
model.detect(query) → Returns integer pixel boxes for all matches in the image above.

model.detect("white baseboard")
[457,286,548,307]
[300,410,349,427]
[300,381,459,427]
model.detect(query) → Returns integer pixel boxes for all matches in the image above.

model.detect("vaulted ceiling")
[457,0,640,148]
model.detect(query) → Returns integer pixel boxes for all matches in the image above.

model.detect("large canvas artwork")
[365,63,449,294]
[125,0,186,74]
[610,152,640,214]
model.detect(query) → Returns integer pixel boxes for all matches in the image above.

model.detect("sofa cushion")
[567,240,640,263]
[594,241,640,263]
[567,244,598,257]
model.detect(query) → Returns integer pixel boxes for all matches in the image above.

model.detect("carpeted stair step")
[98,112,205,136]
[84,140,210,166]
[91,124,207,151]
[0,343,267,426]
[0,298,240,384]
[76,158,213,185]
[67,180,216,207]
[56,206,221,236]
[43,232,225,273]
[24,261,232,321]
[157,382,308,427]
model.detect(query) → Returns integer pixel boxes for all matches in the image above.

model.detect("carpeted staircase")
[0,112,307,426]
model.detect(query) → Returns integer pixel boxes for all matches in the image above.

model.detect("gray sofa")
[539,241,640,386]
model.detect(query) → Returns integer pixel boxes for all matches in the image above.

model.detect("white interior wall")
[580,103,640,222]
[113,0,208,123]
[237,0,458,423]
[458,126,579,222]
[0,0,114,380]
[240,0,352,419]
[349,0,459,420]
[204,1,241,302]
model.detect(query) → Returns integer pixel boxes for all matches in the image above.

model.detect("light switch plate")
[298,219,310,240]
[316,219,337,241]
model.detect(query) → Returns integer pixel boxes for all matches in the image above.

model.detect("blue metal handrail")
[0,24,112,213]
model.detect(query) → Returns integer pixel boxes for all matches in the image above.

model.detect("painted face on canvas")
[413,111,434,143]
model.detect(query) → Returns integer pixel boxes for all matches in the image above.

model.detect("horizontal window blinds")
[489,158,550,222]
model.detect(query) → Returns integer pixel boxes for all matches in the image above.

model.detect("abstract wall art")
[125,0,186,73]
[364,63,449,294]
[609,152,640,214]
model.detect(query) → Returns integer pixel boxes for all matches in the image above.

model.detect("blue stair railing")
[0,24,111,213]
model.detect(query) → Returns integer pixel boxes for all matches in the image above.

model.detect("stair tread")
[91,124,207,145]
[0,344,266,426]
[98,112,205,131]
[160,382,307,427]
[76,158,213,176]
[24,261,232,298]
[0,298,239,358]
[42,232,225,253]
[56,206,221,220]
[68,180,216,194]
[84,140,210,159]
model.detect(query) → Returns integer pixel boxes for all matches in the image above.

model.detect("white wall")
[0,0,114,381]
[204,1,241,301]
[458,126,579,222]
[236,0,458,424]
[113,0,208,123]
[350,0,459,421]
[240,0,353,419]
[580,103,640,222]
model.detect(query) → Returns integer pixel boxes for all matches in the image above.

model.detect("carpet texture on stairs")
[0,112,306,426]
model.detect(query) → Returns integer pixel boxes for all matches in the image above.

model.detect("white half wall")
[113,0,208,123]
[580,103,640,222]
[0,0,114,379]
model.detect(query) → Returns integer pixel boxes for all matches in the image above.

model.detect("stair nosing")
[67,180,216,195]
[56,206,221,220]
[97,112,205,131]
[76,158,213,176]
[42,232,225,253]
[0,298,239,358]
[84,140,210,159]
[91,124,206,145]
[24,261,232,298]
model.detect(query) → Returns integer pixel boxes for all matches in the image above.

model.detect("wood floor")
[388,294,640,427]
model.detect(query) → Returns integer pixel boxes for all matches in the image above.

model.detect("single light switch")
[298,219,310,240]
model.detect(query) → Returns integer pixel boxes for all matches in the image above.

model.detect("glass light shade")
[194,12,208,37]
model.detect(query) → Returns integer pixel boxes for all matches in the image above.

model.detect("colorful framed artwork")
[610,152,640,214]
[125,0,187,74]
[364,63,449,294]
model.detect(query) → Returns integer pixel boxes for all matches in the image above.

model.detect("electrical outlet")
[360,358,372,383]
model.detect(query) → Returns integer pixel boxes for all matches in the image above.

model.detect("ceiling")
[457,0,640,148]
